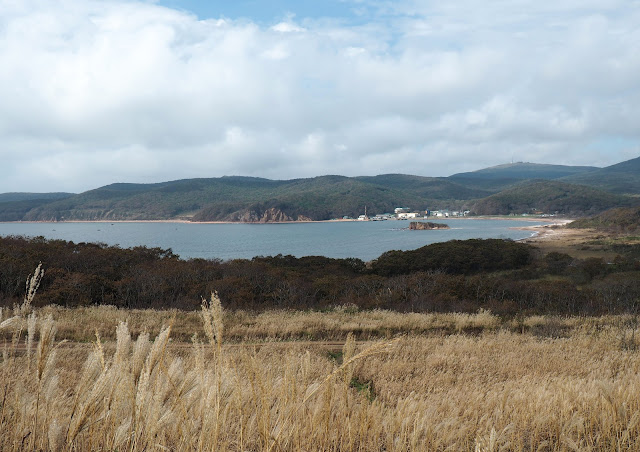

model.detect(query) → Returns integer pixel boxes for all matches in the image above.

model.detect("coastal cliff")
[193,207,312,223]
[222,208,312,223]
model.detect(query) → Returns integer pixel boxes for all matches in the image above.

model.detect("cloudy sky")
[1,0,639,193]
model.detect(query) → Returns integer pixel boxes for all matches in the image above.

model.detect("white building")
[397,212,420,219]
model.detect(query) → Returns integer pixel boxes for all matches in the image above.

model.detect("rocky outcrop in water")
[409,221,450,230]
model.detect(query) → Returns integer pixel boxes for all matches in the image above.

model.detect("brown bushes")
[2,235,640,317]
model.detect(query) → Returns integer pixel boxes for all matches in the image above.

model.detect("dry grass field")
[3,292,640,451]
[522,223,640,260]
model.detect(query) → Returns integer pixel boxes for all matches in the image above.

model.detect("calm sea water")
[0,219,541,262]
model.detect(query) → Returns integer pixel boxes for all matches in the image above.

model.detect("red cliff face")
[225,207,294,223]
[258,208,293,223]
[193,206,314,222]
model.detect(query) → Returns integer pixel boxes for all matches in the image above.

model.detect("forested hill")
[561,156,640,194]
[449,162,598,190]
[0,193,76,222]
[567,206,640,232]
[0,192,74,203]
[8,175,480,222]
[1,157,639,222]
[469,181,636,216]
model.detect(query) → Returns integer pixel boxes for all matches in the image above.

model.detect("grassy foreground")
[2,297,640,451]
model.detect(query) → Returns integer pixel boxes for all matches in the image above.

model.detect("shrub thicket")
[0,235,638,315]
[370,239,532,276]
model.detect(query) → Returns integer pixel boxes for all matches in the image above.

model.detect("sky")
[1,0,639,193]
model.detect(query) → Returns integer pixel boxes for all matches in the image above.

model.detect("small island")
[409,221,450,230]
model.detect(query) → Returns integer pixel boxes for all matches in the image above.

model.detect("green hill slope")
[14,175,475,222]
[2,156,637,222]
[356,174,492,199]
[469,180,635,216]
[20,177,286,221]
[567,206,640,232]
[449,162,598,191]
[562,156,640,194]
[0,193,76,222]
[0,192,74,203]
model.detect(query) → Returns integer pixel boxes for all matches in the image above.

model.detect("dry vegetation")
[3,288,640,450]
[523,224,640,260]
[1,304,504,344]
[2,215,639,450]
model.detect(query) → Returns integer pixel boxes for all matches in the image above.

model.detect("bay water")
[0,219,542,262]
[0,219,536,261]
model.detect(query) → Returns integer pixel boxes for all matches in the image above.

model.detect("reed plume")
[3,294,640,450]
[19,262,44,317]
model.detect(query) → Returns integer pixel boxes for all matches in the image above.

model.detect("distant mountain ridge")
[1,157,639,221]
[449,162,599,191]
[561,156,640,194]
[451,162,598,180]
[16,175,474,222]
[0,192,74,203]
[470,180,633,216]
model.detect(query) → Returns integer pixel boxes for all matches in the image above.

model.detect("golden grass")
[3,303,639,343]
[524,226,640,260]
[3,300,640,450]
[0,304,531,343]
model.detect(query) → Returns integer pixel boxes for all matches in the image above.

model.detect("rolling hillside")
[1,156,638,222]
[469,180,635,216]
[449,162,599,191]
[567,206,640,232]
[0,193,76,222]
[0,192,74,203]
[561,156,640,194]
[11,175,476,222]
[355,174,492,198]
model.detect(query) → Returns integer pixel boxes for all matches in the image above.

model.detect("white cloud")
[272,21,306,33]
[0,0,639,192]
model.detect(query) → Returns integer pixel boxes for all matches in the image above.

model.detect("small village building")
[397,212,420,219]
